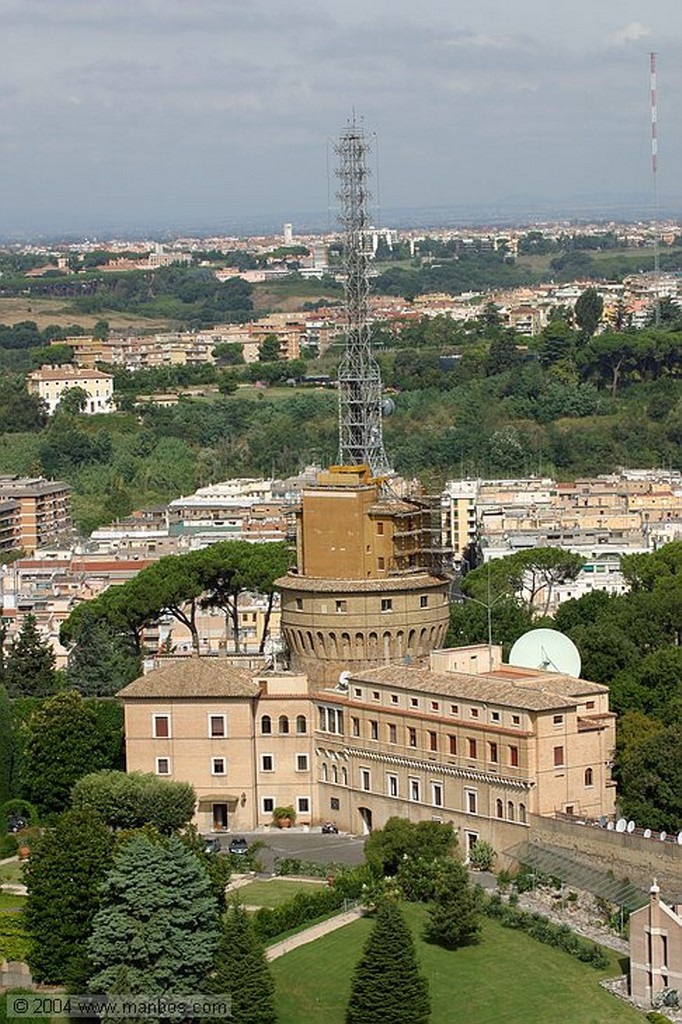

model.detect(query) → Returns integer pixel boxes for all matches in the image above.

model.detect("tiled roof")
[346,664,608,712]
[117,658,261,699]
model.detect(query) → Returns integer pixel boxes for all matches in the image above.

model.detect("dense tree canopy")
[71,771,196,834]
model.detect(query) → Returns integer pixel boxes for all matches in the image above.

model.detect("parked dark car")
[7,815,28,834]
[204,837,222,854]
[321,822,339,834]
[228,836,249,855]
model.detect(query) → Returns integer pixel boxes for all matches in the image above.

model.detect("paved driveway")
[220,829,366,873]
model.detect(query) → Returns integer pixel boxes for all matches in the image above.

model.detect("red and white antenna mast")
[650,51,661,324]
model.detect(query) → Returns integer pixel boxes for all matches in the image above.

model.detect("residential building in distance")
[0,476,71,553]
[630,882,682,1006]
[27,365,114,415]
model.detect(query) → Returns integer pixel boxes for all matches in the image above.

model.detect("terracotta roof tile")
[117,658,261,699]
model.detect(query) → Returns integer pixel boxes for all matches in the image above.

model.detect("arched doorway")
[358,806,373,835]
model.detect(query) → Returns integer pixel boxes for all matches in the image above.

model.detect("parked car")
[7,815,28,834]
[204,837,222,854]
[321,822,339,834]
[228,836,249,855]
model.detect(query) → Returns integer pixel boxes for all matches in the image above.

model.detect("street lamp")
[459,563,507,671]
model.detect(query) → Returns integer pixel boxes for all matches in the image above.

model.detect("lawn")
[0,861,25,886]
[270,904,645,1024]
[236,878,324,909]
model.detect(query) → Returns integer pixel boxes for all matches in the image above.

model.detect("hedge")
[483,893,610,969]
[252,866,367,942]
[0,914,31,963]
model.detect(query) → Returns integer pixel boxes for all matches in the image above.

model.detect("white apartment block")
[28,366,114,415]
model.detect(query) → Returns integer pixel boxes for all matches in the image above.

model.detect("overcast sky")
[1,0,682,236]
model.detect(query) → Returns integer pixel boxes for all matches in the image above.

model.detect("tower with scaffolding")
[276,118,451,682]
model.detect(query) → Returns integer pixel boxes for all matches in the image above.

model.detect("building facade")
[27,366,114,415]
[630,882,682,1006]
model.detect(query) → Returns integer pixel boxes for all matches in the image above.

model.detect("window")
[430,700,439,711]
[153,714,170,739]
[296,754,309,772]
[297,797,310,815]
[261,715,272,735]
[377,521,385,535]
[519,803,527,823]
[468,738,477,759]
[450,704,459,715]
[377,557,385,570]
[341,766,348,785]
[491,710,500,723]
[295,598,303,610]
[553,714,564,726]
[408,727,417,747]
[429,731,438,752]
[420,595,428,608]
[506,801,514,821]
[470,707,479,719]
[448,735,457,756]
[586,700,595,710]
[330,797,340,811]
[361,769,371,792]
[296,715,307,734]
[321,763,328,781]
[388,724,397,744]
[584,766,594,787]
[409,778,421,802]
[553,745,565,767]
[335,600,347,613]
[370,720,378,740]
[391,694,399,704]
[465,789,477,814]
[279,715,290,735]
[387,774,399,797]
[372,690,380,701]
[511,714,521,726]
[509,745,519,767]
[211,757,226,776]
[261,754,274,772]
[465,832,479,857]
[488,742,498,763]
[262,797,274,814]
[352,716,360,737]
[155,756,170,775]
[354,687,362,698]
[431,782,443,808]
[381,598,393,612]
[410,697,419,708]
[209,714,226,738]
[496,798,504,819]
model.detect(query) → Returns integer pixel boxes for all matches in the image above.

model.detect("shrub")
[251,866,366,942]
[0,833,18,858]
[469,840,496,872]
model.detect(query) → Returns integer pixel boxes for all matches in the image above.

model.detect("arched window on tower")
[261,715,272,735]
[278,715,289,735]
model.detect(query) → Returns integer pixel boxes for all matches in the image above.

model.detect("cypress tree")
[423,860,481,951]
[4,613,56,697]
[208,903,276,1024]
[346,899,430,1024]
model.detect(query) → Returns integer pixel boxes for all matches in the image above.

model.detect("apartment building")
[27,366,114,415]
[0,477,71,552]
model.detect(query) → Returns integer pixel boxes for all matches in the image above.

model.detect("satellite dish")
[615,818,627,833]
[338,670,350,691]
[626,820,635,833]
[644,828,652,839]
[509,629,581,677]
[660,832,667,842]
[606,821,615,830]
[381,397,396,417]
[677,832,682,846]
[598,815,607,828]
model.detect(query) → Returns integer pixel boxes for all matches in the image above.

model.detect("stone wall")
[528,815,682,899]
[0,959,33,990]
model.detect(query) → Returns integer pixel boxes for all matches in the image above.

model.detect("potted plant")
[272,805,296,829]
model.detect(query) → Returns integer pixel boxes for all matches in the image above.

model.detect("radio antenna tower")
[335,117,390,476]
[650,52,661,326]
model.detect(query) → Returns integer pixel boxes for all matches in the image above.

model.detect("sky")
[1,0,682,237]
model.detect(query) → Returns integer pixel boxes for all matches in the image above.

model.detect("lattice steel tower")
[335,118,390,475]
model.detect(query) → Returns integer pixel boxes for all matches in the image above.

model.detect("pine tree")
[87,834,220,997]
[66,617,140,697]
[423,860,481,951]
[207,904,276,1024]
[4,613,56,697]
[346,899,430,1024]
[24,808,114,987]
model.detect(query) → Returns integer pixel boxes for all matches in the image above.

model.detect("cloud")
[606,21,650,47]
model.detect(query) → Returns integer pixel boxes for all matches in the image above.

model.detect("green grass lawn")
[236,878,324,908]
[0,861,24,886]
[270,904,645,1024]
